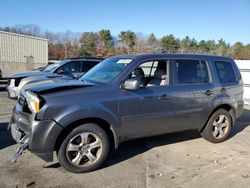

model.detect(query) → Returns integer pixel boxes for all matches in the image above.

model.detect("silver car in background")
[7,57,102,99]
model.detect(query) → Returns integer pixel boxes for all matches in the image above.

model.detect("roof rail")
[64,56,104,60]
[78,56,104,60]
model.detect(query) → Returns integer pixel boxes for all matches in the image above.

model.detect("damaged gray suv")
[9,54,244,173]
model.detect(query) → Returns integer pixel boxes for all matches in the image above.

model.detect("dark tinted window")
[201,60,209,83]
[215,61,236,82]
[81,61,99,72]
[58,61,81,73]
[174,59,209,84]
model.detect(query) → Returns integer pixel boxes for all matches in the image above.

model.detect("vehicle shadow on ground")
[0,122,16,150]
[44,109,250,170]
[230,108,250,138]
[45,130,202,169]
[104,109,250,169]
[104,130,201,169]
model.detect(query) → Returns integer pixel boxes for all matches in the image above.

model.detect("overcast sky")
[0,0,249,44]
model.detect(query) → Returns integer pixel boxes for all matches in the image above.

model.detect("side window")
[81,61,99,72]
[58,61,81,73]
[215,61,236,83]
[130,60,168,87]
[174,59,208,84]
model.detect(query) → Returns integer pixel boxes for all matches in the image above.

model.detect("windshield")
[80,57,133,84]
[42,60,67,72]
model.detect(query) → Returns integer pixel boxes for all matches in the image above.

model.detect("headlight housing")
[26,91,41,113]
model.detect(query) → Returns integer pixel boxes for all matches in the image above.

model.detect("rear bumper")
[9,108,63,162]
[236,100,244,119]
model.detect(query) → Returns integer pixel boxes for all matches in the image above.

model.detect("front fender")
[50,103,121,148]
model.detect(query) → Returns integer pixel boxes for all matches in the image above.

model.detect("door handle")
[204,90,214,96]
[158,94,173,100]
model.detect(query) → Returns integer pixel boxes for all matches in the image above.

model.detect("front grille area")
[7,78,11,85]
[14,78,22,87]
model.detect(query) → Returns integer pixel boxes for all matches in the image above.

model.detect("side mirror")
[122,78,141,90]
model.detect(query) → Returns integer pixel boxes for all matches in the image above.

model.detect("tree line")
[1,24,250,60]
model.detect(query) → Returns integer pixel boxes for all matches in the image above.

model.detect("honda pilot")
[9,54,244,173]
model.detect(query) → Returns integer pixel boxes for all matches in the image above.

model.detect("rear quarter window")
[215,61,236,83]
[82,61,99,72]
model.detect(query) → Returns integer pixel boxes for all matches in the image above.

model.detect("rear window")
[57,61,82,73]
[174,59,209,84]
[81,61,99,72]
[215,61,236,83]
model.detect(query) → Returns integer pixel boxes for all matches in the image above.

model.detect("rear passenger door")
[171,59,214,131]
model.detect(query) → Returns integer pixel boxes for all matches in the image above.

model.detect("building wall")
[235,60,250,104]
[0,31,48,77]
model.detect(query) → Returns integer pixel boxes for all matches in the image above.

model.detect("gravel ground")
[0,90,250,188]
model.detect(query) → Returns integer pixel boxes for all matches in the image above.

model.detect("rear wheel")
[201,109,232,143]
[58,123,110,173]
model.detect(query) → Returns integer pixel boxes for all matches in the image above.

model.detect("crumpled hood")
[24,80,95,95]
[9,70,51,79]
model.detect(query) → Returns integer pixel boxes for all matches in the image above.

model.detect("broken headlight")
[26,91,43,113]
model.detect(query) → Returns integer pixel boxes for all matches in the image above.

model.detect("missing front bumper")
[8,118,30,164]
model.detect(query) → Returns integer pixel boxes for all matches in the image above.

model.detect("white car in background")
[7,57,102,99]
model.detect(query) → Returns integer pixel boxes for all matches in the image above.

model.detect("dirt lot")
[0,90,250,188]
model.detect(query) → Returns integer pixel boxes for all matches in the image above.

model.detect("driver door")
[118,60,175,140]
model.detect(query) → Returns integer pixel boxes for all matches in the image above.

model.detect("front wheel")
[201,109,232,143]
[58,123,110,173]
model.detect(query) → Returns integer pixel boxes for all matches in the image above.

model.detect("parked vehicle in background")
[35,60,60,71]
[48,60,60,65]
[9,54,243,173]
[6,57,103,99]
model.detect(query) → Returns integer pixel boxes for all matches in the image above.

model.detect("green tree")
[216,38,229,56]
[98,29,114,56]
[160,34,180,53]
[189,38,198,53]
[232,42,243,59]
[118,30,137,53]
[198,40,210,53]
[79,32,99,56]
[147,33,160,52]
[180,36,191,53]
[99,29,113,47]
[206,40,217,54]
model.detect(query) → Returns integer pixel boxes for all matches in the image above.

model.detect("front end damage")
[8,92,63,164]
[8,117,29,164]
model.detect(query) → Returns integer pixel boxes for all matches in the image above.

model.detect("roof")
[0,30,48,41]
[64,56,103,61]
[113,53,234,61]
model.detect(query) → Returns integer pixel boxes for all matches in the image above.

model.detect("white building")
[0,31,48,77]
[235,60,250,104]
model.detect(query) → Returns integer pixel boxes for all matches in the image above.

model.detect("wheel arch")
[54,117,119,152]
[200,103,236,132]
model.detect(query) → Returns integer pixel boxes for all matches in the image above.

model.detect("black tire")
[58,123,110,173]
[201,109,232,143]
